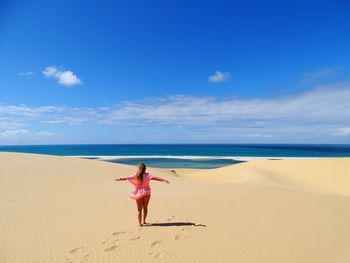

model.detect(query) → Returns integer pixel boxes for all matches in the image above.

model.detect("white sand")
[1,152,350,263]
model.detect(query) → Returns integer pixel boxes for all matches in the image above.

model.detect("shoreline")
[69,155,330,162]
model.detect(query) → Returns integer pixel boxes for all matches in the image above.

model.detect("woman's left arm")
[151,176,170,184]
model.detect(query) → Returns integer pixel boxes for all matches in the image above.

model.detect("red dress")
[127,173,153,200]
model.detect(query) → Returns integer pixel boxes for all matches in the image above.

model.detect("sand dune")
[177,158,350,195]
[1,152,350,263]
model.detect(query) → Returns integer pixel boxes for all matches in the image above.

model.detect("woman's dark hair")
[136,163,146,183]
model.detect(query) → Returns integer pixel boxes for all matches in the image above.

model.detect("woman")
[114,163,170,227]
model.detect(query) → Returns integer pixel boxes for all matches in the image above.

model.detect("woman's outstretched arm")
[114,177,127,181]
[151,176,170,184]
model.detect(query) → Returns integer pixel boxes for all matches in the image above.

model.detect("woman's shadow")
[144,222,206,227]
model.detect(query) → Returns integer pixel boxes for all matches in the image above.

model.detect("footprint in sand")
[150,240,162,248]
[68,247,84,254]
[67,246,87,263]
[174,234,189,240]
[102,238,109,245]
[113,231,126,236]
[149,252,163,259]
[130,236,141,241]
[104,245,118,252]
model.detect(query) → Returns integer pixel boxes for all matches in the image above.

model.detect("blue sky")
[1,0,350,144]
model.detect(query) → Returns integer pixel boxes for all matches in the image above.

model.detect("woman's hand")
[114,178,123,181]
[165,180,170,184]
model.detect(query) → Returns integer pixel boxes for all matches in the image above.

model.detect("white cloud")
[1,85,350,129]
[43,66,82,86]
[19,71,33,76]
[35,131,55,137]
[102,85,350,126]
[299,67,340,84]
[0,121,25,129]
[208,71,230,83]
[0,129,29,139]
[0,104,61,117]
[332,127,350,137]
[244,133,275,138]
[0,129,55,141]
[1,80,350,143]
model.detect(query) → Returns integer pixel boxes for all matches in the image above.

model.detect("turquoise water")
[105,157,244,169]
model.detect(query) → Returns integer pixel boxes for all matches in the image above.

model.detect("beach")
[1,152,350,262]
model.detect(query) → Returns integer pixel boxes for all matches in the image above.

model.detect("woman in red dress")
[114,163,170,227]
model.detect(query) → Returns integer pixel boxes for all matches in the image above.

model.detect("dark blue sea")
[1,144,349,168]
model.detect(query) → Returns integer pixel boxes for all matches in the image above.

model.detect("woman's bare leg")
[142,194,151,224]
[136,198,143,227]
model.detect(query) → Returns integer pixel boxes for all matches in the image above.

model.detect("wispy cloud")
[332,127,350,137]
[19,71,33,76]
[0,120,25,130]
[208,71,230,83]
[43,66,82,86]
[1,80,350,142]
[299,67,340,85]
[102,84,350,127]
[1,84,350,127]
[0,104,61,117]
[0,129,55,141]
[0,129,29,139]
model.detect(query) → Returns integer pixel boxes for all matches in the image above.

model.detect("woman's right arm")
[114,177,127,181]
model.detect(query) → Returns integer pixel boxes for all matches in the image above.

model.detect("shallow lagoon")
[106,157,244,169]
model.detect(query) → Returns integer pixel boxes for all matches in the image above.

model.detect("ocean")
[1,144,350,157]
[1,144,349,169]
